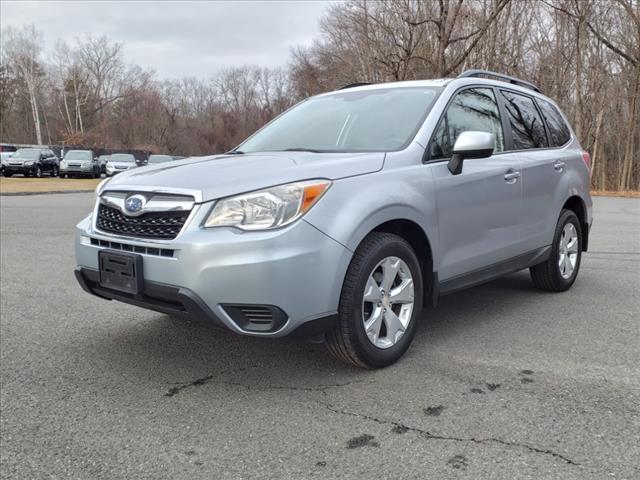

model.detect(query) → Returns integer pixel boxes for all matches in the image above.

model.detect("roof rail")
[457,70,541,93]
[339,82,371,90]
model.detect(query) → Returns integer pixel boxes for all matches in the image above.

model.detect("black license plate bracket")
[99,250,143,294]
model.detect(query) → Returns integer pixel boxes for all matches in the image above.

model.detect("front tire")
[325,232,423,368]
[530,209,582,292]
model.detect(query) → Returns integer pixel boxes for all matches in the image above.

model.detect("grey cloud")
[0,0,333,78]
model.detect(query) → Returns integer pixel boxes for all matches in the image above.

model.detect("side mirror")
[447,131,495,175]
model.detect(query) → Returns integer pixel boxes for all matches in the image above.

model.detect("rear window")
[536,98,571,147]
[499,90,548,150]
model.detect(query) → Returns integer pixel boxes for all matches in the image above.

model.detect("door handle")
[554,161,565,171]
[504,170,521,183]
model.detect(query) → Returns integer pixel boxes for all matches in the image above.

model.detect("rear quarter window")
[536,98,571,146]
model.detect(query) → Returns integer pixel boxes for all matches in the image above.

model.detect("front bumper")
[61,165,94,175]
[75,209,352,337]
[4,164,35,174]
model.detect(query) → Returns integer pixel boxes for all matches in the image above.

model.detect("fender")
[304,164,439,265]
[550,157,592,250]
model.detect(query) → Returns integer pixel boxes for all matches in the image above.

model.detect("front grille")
[97,204,190,240]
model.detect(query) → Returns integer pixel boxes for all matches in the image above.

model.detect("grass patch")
[0,176,102,195]
[591,190,640,198]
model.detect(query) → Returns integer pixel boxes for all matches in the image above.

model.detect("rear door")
[497,90,568,251]
[427,87,523,281]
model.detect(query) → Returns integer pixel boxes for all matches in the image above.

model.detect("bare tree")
[2,24,45,144]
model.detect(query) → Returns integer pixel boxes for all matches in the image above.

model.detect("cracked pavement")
[1,194,639,479]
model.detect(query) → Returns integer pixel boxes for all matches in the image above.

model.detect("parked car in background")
[1,151,14,176]
[105,153,137,176]
[60,150,100,178]
[98,155,110,174]
[3,148,59,177]
[75,70,592,368]
[147,154,175,165]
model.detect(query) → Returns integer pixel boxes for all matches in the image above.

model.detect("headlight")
[60,161,67,168]
[24,161,33,166]
[204,179,331,231]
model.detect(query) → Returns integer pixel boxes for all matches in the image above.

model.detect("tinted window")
[12,149,40,160]
[64,150,92,161]
[148,155,174,164]
[500,91,548,149]
[536,98,571,146]
[110,154,136,163]
[430,87,504,160]
[240,87,442,153]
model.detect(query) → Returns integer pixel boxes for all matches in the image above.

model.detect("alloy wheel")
[558,223,578,279]
[362,256,415,349]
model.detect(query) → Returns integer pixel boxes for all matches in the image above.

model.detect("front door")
[426,87,523,281]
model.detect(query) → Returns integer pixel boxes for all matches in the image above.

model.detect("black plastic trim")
[222,304,288,333]
[287,314,338,338]
[439,246,551,295]
[339,82,371,90]
[457,69,541,93]
[75,267,227,329]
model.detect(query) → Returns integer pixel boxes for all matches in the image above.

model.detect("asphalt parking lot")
[1,193,638,479]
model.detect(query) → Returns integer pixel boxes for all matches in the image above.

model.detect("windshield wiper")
[283,148,321,153]
[226,150,244,155]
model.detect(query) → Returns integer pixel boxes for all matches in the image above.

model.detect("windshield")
[12,149,40,160]
[238,86,442,153]
[110,154,136,163]
[148,155,173,164]
[64,150,92,161]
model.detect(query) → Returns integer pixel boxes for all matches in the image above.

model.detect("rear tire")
[325,232,423,368]
[530,209,582,292]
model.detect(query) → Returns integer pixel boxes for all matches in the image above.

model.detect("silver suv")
[75,70,592,368]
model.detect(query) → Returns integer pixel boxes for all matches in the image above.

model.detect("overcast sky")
[1,1,332,78]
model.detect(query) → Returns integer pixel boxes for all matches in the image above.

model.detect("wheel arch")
[361,218,437,308]
[562,195,589,251]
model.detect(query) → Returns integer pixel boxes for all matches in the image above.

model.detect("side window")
[499,90,548,149]
[430,88,504,160]
[430,116,450,159]
[536,98,571,146]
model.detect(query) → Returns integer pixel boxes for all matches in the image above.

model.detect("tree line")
[1,0,638,191]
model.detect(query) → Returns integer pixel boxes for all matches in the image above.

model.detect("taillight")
[582,150,591,169]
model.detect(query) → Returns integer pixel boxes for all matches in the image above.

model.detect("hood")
[102,151,385,202]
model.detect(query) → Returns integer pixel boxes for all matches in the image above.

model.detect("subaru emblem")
[124,194,146,215]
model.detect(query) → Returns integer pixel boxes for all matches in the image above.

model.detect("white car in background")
[1,151,14,175]
[106,153,137,176]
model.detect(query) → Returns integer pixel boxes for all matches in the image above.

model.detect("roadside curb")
[0,189,94,197]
